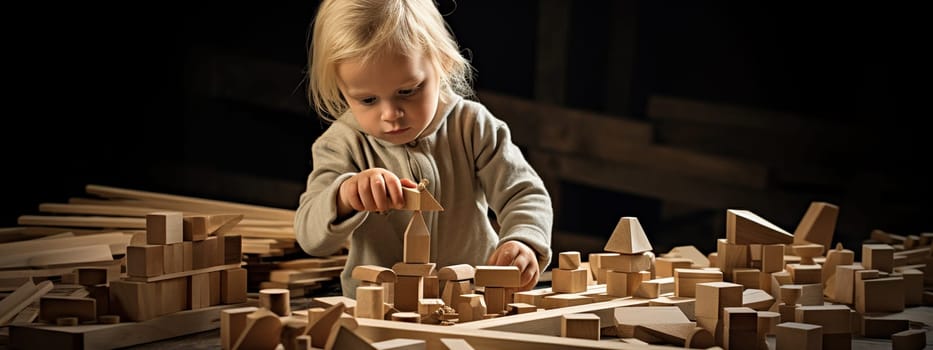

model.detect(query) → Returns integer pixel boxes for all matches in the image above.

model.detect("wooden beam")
[452,298,650,335]
[355,318,667,350]
[84,184,295,221]
[9,302,252,349]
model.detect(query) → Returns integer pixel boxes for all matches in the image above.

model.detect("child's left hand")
[486,240,539,291]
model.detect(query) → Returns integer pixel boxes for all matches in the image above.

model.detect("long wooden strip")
[18,215,145,229]
[0,260,121,280]
[0,245,113,269]
[0,232,131,257]
[9,302,252,349]
[123,263,243,283]
[355,318,663,350]
[39,203,292,228]
[85,184,295,221]
[452,297,649,335]
[0,280,54,326]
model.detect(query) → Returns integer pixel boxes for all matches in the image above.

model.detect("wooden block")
[87,285,110,317]
[506,303,537,314]
[541,294,592,309]
[674,268,723,298]
[561,313,600,340]
[605,270,628,297]
[222,235,242,265]
[437,264,475,281]
[417,298,443,317]
[833,265,862,304]
[191,236,219,270]
[182,241,193,271]
[394,275,423,312]
[304,302,346,349]
[635,277,674,299]
[666,245,711,268]
[787,264,822,284]
[401,185,443,211]
[761,244,785,273]
[183,214,243,241]
[757,311,780,336]
[695,281,743,319]
[127,245,164,278]
[392,262,436,277]
[723,307,758,350]
[403,211,431,264]
[861,316,908,338]
[551,268,587,293]
[615,306,690,338]
[863,244,895,273]
[76,268,109,286]
[423,276,439,299]
[512,288,556,308]
[39,296,96,323]
[792,243,824,265]
[792,201,838,250]
[390,312,421,323]
[605,216,653,254]
[900,268,923,306]
[726,209,793,244]
[473,266,520,288]
[558,251,581,270]
[221,268,247,304]
[352,265,397,284]
[794,305,851,334]
[732,268,760,289]
[209,271,221,306]
[588,253,620,284]
[109,280,160,322]
[232,308,282,350]
[441,280,470,307]
[146,211,183,245]
[742,288,775,311]
[717,239,749,280]
[259,288,290,317]
[483,286,508,314]
[891,329,926,350]
[160,277,188,315]
[822,243,854,285]
[648,296,696,321]
[776,322,822,350]
[625,271,650,296]
[188,273,211,310]
[654,257,693,278]
[856,276,904,314]
[161,243,180,275]
[454,294,486,323]
[600,253,651,273]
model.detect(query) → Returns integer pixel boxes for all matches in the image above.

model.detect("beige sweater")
[294,92,553,298]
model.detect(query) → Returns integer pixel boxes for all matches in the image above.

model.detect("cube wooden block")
[862,244,895,273]
[146,211,183,245]
[761,244,785,273]
[127,244,164,277]
[109,280,161,322]
[552,268,587,293]
[776,322,822,350]
[221,268,248,304]
[561,313,600,340]
[856,276,904,314]
[695,282,743,319]
[160,277,188,315]
[394,275,424,312]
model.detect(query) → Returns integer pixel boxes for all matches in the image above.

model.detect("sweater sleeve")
[471,104,554,272]
[294,136,369,257]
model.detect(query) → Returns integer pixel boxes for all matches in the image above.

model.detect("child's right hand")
[337,168,418,217]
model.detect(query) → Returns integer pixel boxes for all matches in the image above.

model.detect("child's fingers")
[356,176,377,210]
[383,174,404,208]
[370,174,390,211]
[400,178,418,188]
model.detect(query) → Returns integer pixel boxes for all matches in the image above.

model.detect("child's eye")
[360,97,376,105]
[398,84,422,97]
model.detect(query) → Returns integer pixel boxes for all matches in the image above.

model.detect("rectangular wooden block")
[654,257,693,278]
[862,244,895,273]
[188,273,211,310]
[394,275,423,312]
[191,236,218,270]
[891,329,926,350]
[861,317,909,338]
[695,282,743,319]
[223,235,242,265]
[787,264,822,284]
[484,286,508,314]
[733,268,761,289]
[794,305,851,334]
[423,275,439,299]
[182,241,193,271]
[776,322,822,350]
[209,271,221,306]
[109,280,161,322]
[833,265,862,304]
[606,270,629,297]
[39,296,97,323]
[856,276,904,314]
[600,253,651,273]
[76,267,109,286]
[474,266,521,288]
[221,306,258,350]
[551,268,587,293]
[674,268,723,298]
[182,214,209,241]
[761,244,785,273]
[127,245,164,278]
[561,313,600,340]
[146,211,183,245]
[159,277,188,315]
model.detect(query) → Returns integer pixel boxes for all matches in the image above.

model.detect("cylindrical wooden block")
[355,286,385,319]
[307,307,326,325]
[390,311,421,323]
[259,288,290,316]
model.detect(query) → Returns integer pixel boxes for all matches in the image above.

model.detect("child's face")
[336,51,440,145]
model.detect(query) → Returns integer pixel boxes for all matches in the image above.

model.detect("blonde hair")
[308,0,474,122]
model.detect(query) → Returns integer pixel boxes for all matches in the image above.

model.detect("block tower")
[602,217,654,297]
[393,181,443,314]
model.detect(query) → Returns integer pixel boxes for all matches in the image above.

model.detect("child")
[295,0,553,298]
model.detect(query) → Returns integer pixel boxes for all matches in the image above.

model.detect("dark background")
[4,2,928,260]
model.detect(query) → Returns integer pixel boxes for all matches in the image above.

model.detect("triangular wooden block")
[792,201,839,251]
[325,324,375,350]
[725,209,793,244]
[304,302,346,348]
[402,187,444,211]
[403,211,431,264]
[605,217,653,254]
[183,213,243,240]
[232,308,283,350]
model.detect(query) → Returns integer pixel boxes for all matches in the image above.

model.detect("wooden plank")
[452,297,650,335]
[9,302,252,349]
[355,318,666,350]
[0,232,132,257]
[0,244,113,269]
[0,280,54,326]
[38,203,289,228]
[84,184,295,221]
[18,215,146,229]
[124,263,243,283]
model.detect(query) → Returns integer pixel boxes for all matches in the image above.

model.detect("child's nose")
[381,104,404,121]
